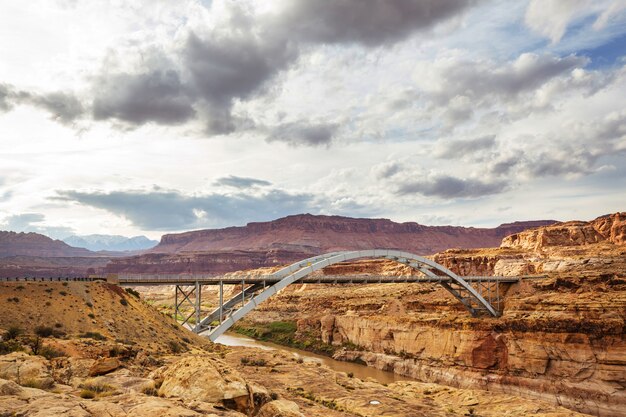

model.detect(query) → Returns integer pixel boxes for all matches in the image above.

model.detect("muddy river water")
[214,332,414,385]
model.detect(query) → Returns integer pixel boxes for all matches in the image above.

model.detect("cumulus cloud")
[426,53,587,105]
[371,161,403,179]
[525,0,626,44]
[277,0,479,46]
[214,175,272,188]
[93,70,195,125]
[78,0,481,137]
[434,135,496,159]
[266,121,339,147]
[396,175,508,198]
[0,84,12,111]
[0,83,84,123]
[525,0,590,44]
[54,187,320,230]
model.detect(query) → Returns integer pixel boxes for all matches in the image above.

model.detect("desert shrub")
[125,288,140,298]
[39,345,65,359]
[79,389,96,399]
[4,326,22,340]
[16,285,25,290]
[141,385,158,396]
[108,346,123,357]
[168,340,182,353]
[7,297,19,303]
[119,298,128,306]
[59,291,67,296]
[0,340,24,354]
[88,313,95,319]
[80,379,116,395]
[347,372,354,378]
[45,301,51,306]
[34,326,54,338]
[240,357,267,367]
[85,302,93,308]
[27,336,42,355]
[21,378,54,390]
[79,332,107,341]
[51,329,66,339]
[54,323,63,328]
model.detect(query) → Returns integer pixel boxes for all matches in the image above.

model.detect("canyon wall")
[237,214,626,417]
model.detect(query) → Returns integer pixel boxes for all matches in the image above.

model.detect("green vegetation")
[168,340,183,353]
[287,387,347,412]
[39,345,65,359]
[233,320,336,356]
[79,389,96,399]
[79,331,107,341]
[34,326,54,337]
[0,339,23,354]
[4,326,22,340]
[79,379,116,399]
[22,378,54,390]
[240,356,267,366]
[125,288,140,298]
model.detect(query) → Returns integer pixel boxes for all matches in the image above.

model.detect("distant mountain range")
[62,234,158,252]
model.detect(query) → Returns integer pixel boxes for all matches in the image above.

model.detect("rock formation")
[502,212,625,250]
[106,214,555,274]
[226,213,626,417]
[0,231,94,258]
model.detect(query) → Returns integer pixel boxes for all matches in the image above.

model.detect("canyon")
[219,212,626,417]
[0,281,586,417]
[1,212,624,416]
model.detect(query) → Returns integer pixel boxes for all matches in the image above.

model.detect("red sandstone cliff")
[105,215,555,274]
[0,231,94,258]
[502,212,626,250]
[151,214,555,255]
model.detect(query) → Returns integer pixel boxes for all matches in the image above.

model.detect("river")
[214,332,414,385]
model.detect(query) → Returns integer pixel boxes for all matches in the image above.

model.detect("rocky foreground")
[221,213,626,417]
[0,281,587,417]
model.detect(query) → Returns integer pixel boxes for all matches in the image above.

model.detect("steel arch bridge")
[172,249,509,342]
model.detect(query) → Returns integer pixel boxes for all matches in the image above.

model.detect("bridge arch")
[200,249,499,341]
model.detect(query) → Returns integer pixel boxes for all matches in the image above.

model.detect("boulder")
[257,399,305,417]
[0,378,23,396]
[88,357,120,376]
[0,352,54,389]
[158,355,249,408]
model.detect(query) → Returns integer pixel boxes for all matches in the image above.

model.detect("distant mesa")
[62,234,158,252]
[105,214,558,275]
[149,214,557,255]
[0,231,94,258]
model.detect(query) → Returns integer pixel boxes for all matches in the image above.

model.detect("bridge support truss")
[167,250,518,341]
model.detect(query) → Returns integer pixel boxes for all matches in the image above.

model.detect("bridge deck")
[0,273,528,285]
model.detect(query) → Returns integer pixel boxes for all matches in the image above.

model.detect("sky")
[0,0,625,240]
